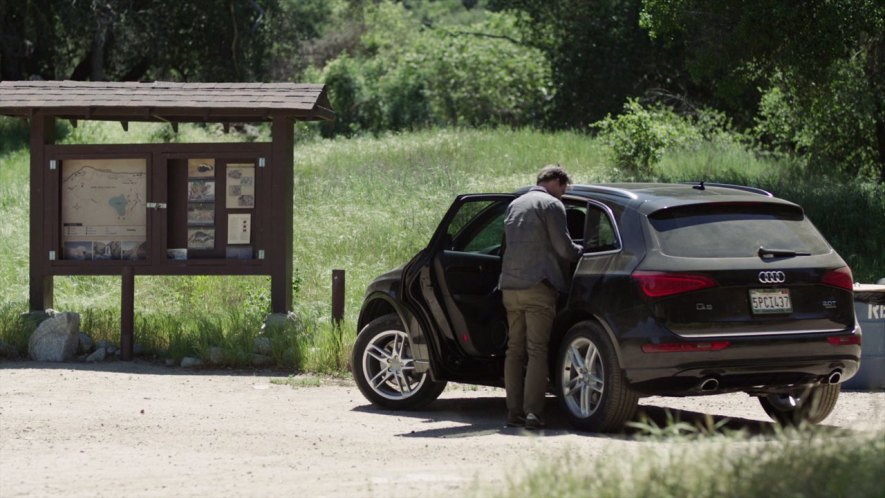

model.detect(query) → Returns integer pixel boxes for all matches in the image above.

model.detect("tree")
[488,0,689,128]
[0,0,335,83]
[640,0,885,182]
[318,2,552,136]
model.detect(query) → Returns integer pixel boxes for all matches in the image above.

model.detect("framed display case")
[45,143,272,274]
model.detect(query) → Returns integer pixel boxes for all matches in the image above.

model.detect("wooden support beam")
[29,113,55,311]
[270,115,294,313]
[120,267,135,361]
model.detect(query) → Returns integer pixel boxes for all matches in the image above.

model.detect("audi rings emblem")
[758,271,786,284]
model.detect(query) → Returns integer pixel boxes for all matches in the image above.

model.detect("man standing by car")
[500,165,584,430]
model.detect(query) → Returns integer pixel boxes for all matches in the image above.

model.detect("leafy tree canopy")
[640,0,884,181]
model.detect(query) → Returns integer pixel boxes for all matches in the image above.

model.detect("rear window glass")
[648,203,831,258]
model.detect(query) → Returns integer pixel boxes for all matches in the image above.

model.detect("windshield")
[648,203,831,258]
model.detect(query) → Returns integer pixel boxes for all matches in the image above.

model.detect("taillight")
[827,335,861,346]
[821,266,854,291]
[642,341,731,353]
[632,271,717,298]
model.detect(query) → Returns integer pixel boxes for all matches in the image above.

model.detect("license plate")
[750,288,792,314]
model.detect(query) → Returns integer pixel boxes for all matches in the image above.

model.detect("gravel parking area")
[2,361,883,498]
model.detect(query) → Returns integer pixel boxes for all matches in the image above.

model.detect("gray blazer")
[499,186,583,293]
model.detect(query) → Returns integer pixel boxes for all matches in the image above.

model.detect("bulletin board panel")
[42,142,275,276]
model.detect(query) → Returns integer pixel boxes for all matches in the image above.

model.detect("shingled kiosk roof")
[0,80,333,122]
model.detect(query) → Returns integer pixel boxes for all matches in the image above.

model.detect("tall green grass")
[0,120,881,369]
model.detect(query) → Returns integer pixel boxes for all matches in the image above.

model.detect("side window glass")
[461,211,506,253]
[565,206,587,241]
[585,204,620,253]
[446,200,507,254]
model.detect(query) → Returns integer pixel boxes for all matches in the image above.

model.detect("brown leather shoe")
[524,413,546,430]
[506,413,526,427]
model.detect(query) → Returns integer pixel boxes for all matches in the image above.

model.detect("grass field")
[0,119,882,369]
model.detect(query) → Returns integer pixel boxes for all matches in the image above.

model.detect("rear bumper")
[622,325,862,395]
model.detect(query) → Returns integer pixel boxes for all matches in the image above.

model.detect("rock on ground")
[86,348,106,363]
[180,357,202,368]
[28,312,80,362]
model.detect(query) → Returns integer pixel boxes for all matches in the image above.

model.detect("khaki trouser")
[502,282,557,417]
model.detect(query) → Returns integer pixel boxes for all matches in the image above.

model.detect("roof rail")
[572,185,638,200]
[682,182,772,197]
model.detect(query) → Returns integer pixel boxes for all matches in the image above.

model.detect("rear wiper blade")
[757,246,811,259]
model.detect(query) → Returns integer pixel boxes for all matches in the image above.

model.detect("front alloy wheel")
[556,321,638,432]
[352,314,446,409]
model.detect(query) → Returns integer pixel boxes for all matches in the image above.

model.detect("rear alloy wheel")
[352,314,446,409]
[758,383,841,426]
[556,321,638,432]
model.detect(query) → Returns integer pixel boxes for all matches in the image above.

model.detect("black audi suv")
[351,182,861,432]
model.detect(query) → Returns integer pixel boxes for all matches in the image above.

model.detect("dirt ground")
[1,361,883,498]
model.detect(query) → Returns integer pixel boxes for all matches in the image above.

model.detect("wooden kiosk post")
[0,81,334,360]
[29,112,56,311]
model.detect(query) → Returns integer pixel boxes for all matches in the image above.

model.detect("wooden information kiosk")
[0,81,334,359]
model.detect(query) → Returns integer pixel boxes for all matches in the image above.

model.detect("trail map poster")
[61,158,147,260]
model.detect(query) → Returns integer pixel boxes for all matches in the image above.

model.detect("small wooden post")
[120,267,135,361]
[332,269,345,325]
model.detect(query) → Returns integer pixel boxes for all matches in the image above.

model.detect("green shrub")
[592,99,742,177]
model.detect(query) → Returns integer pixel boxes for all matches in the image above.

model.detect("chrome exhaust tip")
[700,378,719,392]
[828,370,842,384]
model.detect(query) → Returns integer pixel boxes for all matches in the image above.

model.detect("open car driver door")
[406,194,515,358]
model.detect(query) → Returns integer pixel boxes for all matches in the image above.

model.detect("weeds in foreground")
[270,374,323,389]
[491,429,884,498]
[627,409,735,440]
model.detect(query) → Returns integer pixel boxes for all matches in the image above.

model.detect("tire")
[352,314,446,410]
[555,321,638,432]
[758,383,841,426]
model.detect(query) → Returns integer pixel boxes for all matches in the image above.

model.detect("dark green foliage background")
[2,0,881,181]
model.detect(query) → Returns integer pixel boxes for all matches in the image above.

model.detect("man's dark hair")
[536,164,572,185]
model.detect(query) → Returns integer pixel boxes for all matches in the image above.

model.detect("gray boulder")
[85,347,106,363]
[78,333,94,354]
[207,346,225,365]
[180,357,202,368]
[251,354,274,367]
[254,336,273,355]
[261,312,303,334]
[28,312,80,362]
